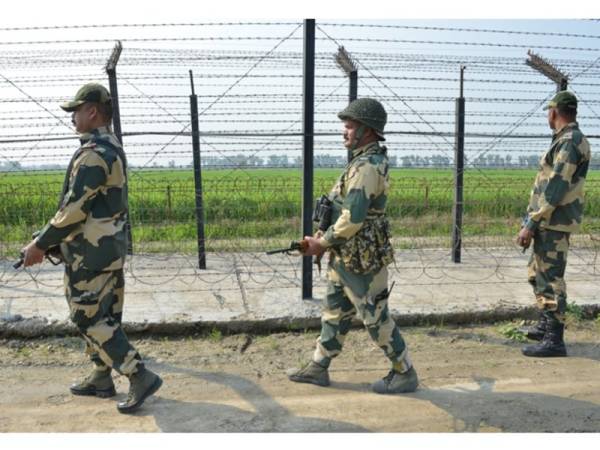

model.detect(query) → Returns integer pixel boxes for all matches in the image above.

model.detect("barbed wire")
[2,20,600,294]
[138,22,303,169]
[319,22,600,40]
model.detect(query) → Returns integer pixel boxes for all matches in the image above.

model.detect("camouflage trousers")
[527,228,570,316]
[312,255,411,371]
[64,265,142,376]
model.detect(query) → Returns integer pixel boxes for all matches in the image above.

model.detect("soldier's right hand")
[21,240,45,267]
[302,236,326,257]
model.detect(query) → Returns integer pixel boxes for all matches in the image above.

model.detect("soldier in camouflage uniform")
[287,98,418,394]
[21,83,162,413]
[517,91,591,357]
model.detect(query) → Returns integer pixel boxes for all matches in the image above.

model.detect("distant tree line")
[195,153,543,169]
[10,153,593,172]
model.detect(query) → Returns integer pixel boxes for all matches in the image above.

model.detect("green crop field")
[2,167,600,253]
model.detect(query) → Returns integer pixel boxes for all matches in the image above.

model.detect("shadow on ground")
[138,362,368,432]
[408,376,600,432]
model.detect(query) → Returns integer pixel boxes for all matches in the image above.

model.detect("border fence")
[1,20,600,304]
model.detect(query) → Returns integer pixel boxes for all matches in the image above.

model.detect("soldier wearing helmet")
[287,98,418,394]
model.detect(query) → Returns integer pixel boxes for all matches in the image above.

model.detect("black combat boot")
[117,367,163,414]
[372,366,419,394]
[518,313,547,341]
[287,361,330,387]
[70,368,116,398]
[522,314,567,357]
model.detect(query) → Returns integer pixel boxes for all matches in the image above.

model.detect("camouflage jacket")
[35,126,129,271]
[320,141,390,247]
[526,122,591,233]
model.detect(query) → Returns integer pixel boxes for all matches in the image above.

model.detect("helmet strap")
[350,124,367,152]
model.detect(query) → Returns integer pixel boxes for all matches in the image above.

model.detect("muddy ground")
[0,319,599,433]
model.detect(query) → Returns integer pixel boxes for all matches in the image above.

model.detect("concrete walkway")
[1,246,600,336]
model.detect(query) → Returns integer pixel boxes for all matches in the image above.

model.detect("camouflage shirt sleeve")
[35,149,109,250]
[321,161,379,247]
[526,139,580,231]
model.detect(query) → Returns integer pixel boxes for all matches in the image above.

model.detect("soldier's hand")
[302,236,326,257]
[21,240,45,267]
[517,227,533,249]
[314,230,324,239]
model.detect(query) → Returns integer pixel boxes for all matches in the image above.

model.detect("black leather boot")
[69,368,116,398]
[522,314,567,357]
[518,313,547,341]
[117,367,163,414]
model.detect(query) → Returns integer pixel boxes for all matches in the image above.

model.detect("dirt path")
[1,321,599,432]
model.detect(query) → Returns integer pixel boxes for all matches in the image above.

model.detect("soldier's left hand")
[302,236,326,257]
[517,227,533,249]
[21,240,45,267]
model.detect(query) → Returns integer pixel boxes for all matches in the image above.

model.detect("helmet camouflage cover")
[338,97,387,140]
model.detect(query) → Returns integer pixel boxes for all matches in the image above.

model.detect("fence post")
[452,66,465,264]
[105,41,123,144]
[349,70,358,103]
[189,70,207,270]
[104,40,133,255]
[166,184,172,220]
[302,19,316,300]
[526,50,569,93]
[335,46,358,163]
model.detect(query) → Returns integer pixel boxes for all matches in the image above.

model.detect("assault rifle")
[265,240,309,255]
[265,239,324,273]
[265,195,334,274]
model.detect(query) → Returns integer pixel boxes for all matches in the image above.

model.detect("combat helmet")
[338,97,387,141]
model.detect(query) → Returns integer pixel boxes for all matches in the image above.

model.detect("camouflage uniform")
[524,121,591,315]
[313,141,412,372]
[35,126,143,376]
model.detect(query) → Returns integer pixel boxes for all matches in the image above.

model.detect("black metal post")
[189,70,206,269]
[334,46,358,164]
[452,66,465,264]
[559,77,568,92]
[104,40,132,254]
[349,70,357,102]
[346,71,358,164]
[302,19,315,299]
[105,41,123,145]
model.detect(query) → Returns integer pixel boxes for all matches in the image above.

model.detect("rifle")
[266,240,308,255]
[265,196,333,273]
[265,239,324,273]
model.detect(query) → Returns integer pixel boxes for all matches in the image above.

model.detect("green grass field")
[2,167,600,253]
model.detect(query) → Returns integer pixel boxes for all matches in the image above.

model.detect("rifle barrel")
[265,248,290,255]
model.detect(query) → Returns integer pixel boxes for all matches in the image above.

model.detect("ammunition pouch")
[338,216,394,274]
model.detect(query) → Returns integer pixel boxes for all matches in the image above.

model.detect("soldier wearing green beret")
[287,98,418,394]
[20,83,162,413]
[517,90,591,357]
